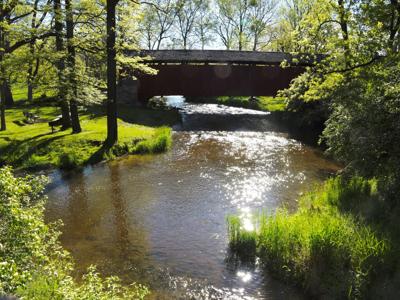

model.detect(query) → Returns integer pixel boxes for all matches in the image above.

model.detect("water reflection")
[110,165,130,263]
[45,104,340,299]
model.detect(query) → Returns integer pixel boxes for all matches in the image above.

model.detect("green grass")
[0,104,173,170]
[12,84,57,102]
[257,96,287,111]
[228,177,389,299]
[186,96,287,112]
[217,96,287,111]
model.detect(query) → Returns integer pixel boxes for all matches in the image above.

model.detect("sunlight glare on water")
[45,102,340,299]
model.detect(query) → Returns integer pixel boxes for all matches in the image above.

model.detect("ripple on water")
[45,124,339,299]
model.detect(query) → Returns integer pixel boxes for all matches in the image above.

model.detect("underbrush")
[0,166,149,299]
[228,177,390,299]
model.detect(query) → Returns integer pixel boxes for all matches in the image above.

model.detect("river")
[45,97,340,299]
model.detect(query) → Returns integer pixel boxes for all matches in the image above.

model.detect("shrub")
[0,166,149,299]
[134,127,171,154]
[59,152,81,170]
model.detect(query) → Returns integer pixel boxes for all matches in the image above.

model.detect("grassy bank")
[0,103,175,170]
[228,177,393,299]
[186,96,287,112]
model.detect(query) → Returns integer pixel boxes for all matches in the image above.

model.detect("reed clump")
[228,177,388,299]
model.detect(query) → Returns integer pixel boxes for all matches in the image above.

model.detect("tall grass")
[227,215,257,258]
[228,177,388,299]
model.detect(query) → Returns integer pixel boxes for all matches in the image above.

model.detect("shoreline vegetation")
[0,88,177,171]
[0,166,149,299]
[228,176,399,299]
[185,95,287,112]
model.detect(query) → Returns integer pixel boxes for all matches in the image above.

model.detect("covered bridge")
[118,50,317,104]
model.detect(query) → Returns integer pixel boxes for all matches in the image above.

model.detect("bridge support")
[117,77,141,106]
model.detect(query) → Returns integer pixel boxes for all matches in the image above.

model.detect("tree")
[139,0,178,50]
[193,0,214,49]
[106,0,118,144]
[54,0,72,129]
[175,0,202,49]
[248,0,277,51]
[215,0,275,50]
[27,0,51,102]
[277,0,400,199]
[272,0,318,52]
[214,0,237,49]
[66,0,81,133]
[0,0,54,130]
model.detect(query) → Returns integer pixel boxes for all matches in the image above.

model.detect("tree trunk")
[106,0,118,144]
[0,101,5,131]
[3,81,13,106]
[0,85,5,131]
[54,0,71,129]
[338,0,350,65]
[3,16,12,106]
[0,50,5,131]
[66,0,81,133]
[27,79,33,102]
[253,35,258,51]
[27,2,37,102]
[0,0,6,130]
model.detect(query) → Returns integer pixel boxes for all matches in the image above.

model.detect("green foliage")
[277,0,400,200]
[0,166,54,294]
[228,177,388,299]
[322,60,400,185]
[18,266,149,300]
[0,166,149,299]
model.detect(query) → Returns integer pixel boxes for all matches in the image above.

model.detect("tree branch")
[323,56,381,75]
[7,31,56,53]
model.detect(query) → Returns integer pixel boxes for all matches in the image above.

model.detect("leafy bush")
[0,166,149,299]
[228,177,388,299]
[59,152,81,170]
[322,61,400,184]
[134,127,171,154]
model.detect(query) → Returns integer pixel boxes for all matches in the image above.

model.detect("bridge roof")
[133,50,320,66]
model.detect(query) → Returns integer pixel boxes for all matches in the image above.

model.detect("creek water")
[45,97,340,299]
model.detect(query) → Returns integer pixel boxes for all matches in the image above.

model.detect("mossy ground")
[1,89,177,170]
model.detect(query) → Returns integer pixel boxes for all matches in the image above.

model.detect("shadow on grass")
[87,142,112,165]
[1,133,67,168]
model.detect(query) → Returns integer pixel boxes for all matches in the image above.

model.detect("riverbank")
[228,176,399,299]
[0,102,177,170]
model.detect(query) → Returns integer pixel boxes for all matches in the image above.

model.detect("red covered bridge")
[118,50,316,104]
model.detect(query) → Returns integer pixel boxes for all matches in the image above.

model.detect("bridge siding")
[136,64,305,99]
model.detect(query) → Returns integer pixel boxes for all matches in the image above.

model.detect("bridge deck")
[133,50,319,66]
